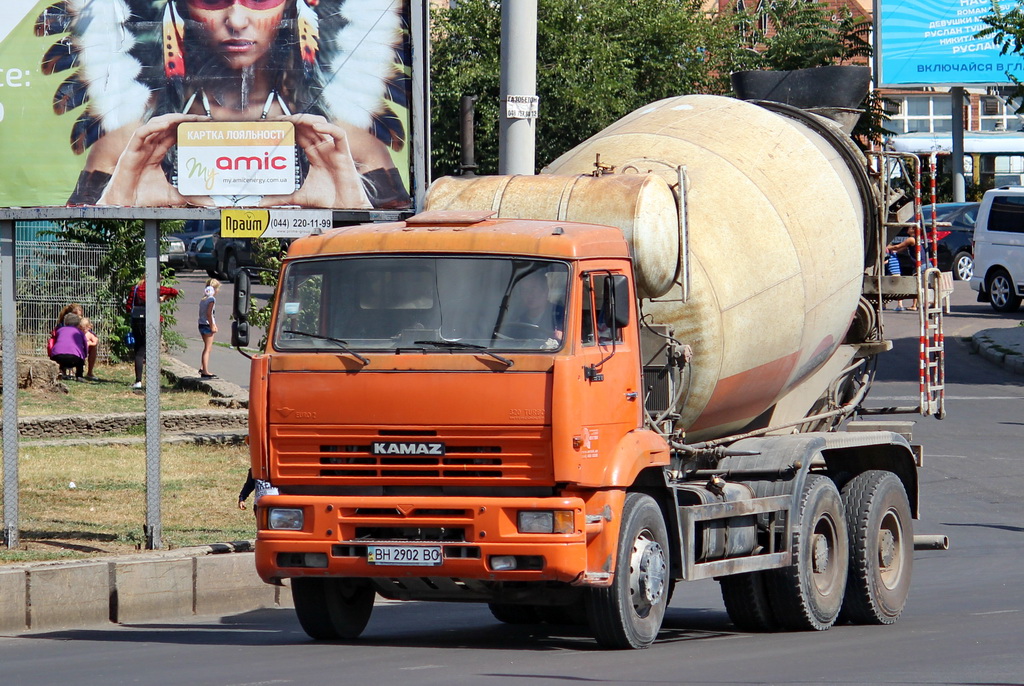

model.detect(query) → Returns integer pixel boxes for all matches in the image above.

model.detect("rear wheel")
[952,251,973,281]
[841,471,913,625]
[292,577,375,640]
[766,475,848,631]
[225,252,240,282]
[586,493,670,649]
[720,572,777,632]
[987,269,1021,313]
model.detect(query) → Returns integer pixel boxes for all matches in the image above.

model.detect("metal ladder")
[865,151,947,419]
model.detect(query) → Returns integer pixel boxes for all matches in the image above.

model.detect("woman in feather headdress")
[50,0,409,209]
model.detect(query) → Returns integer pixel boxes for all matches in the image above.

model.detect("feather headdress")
[37,0,407,155]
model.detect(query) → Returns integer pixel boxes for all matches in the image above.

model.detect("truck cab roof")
[286,211,631,261]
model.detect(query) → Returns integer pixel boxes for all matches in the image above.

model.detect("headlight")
[517,510,574,534]
[268,508,304,530]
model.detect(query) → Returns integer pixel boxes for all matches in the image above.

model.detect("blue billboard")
[876,0,1024,86]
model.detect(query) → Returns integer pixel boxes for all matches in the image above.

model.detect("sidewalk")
[970,325,1024,375]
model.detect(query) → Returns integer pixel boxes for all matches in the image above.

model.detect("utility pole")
[499,0,538,175]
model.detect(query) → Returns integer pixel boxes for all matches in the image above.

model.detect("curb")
[0,543,291,635]
[971,327,1024,376]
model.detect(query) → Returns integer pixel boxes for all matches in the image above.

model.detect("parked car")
[970,188,1024,312]
[893,202,978,281]
[185,233,219,277]
[159,235,188,272]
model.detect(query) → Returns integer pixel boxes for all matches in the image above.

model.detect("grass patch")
[1,441,254,564]
[16,362,216,417]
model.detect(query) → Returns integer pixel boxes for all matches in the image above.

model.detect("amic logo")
[372,442,446,456]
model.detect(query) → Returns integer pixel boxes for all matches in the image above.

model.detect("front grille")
[271,426,553,486]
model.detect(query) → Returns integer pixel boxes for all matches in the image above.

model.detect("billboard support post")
[1,219,18,549]
[144,219,162,551]
[952,87,966,203]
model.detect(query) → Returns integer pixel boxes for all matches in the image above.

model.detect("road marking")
[971,609,1020,616]
[868,395,1024,401]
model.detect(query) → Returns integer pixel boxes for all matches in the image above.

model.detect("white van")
[970,186,1024,312]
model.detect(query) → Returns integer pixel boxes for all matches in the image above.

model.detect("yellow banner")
[221,210,271,238]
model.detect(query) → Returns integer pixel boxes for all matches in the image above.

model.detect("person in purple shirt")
[49,313,88,380]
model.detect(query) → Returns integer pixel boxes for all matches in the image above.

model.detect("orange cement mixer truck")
[236,89,948,649]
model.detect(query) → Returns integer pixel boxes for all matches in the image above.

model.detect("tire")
[952,251,973,282]
[291,577,376,640]
[841,471,913,625]
[536,598,589,626]
[987,269,1021,313]
[765,475,848,631]
[586,493,670,649]
[225,252,240,282]
[720,572,778,632]
[488,603,541,625]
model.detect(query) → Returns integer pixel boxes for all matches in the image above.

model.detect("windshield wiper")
[413,340,514,368]
[282,330,370,366]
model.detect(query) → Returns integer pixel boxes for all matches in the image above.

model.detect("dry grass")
[1,441,254,565]
[17,361,215,417]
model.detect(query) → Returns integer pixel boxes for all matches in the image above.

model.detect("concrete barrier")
[0,546,290,635]
[112,557,194,624]
[28,561,110,631]
[0,566,27,633]
[195,552,277,617]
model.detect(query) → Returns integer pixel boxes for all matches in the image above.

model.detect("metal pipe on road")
[914,534,950,550]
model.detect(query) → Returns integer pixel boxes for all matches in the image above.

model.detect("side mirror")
[232,320,250,348]
[607,274,630,328]
[233,269,251,323]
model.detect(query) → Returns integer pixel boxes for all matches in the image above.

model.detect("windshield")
[273,256,570,352]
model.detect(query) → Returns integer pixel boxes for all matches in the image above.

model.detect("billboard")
[876,0,1024,87]
[0,0,413,210]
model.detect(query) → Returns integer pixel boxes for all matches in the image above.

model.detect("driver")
[504,271,564,344]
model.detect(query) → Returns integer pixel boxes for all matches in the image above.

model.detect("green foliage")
[977,3,1024,113]
[740,0,871,71]
[430,0,883,175]
[430,0,742,178]
[59,220,182,360]
[246,237,285,349]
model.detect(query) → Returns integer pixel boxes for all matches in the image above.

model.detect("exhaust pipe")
[913,534,949,550]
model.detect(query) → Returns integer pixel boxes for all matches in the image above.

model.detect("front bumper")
[255,494,589,585]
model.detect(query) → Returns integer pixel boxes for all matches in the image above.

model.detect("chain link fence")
[15,239,118,360]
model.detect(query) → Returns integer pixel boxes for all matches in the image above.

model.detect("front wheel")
[952,251,973,281]
[987,269,1021,313]
[841,471,913,625]
[291,577,376,640]
[586,492,670,649]
[765,475,848,631]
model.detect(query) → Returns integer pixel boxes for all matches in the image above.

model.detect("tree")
[978,2,1024,110]
[59,220,182,360]
[740,0,871,71]
[430,0,743,178]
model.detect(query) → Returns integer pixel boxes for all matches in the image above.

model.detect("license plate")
[367,545,443,566]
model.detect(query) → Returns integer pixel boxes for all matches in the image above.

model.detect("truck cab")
[249,211,675,644]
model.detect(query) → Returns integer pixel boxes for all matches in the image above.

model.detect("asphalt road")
[166,270,272,388]
[4,281,1021,685]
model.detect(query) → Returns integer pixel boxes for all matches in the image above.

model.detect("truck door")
[553,270,643,482]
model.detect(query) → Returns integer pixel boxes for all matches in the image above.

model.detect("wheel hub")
[879,529,897,568]
[812,532,831,574]
[631,536,667,612]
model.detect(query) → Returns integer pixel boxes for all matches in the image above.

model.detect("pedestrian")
[199,278,220,379]
[49,312,87,380]
[238,469,255,510]
[126,279,180,389]
[54,303,99,379]
[78,317,100,380]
